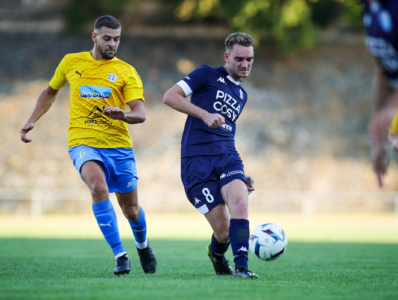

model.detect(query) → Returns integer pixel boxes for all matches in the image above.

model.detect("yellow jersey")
[49,52,145,149]
[390,111,398,134]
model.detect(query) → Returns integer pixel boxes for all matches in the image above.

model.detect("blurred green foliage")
[65,0,139,33]
[161,0,364,50]
[65,0,364,50]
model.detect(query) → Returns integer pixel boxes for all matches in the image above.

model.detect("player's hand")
[388,133,398,151]
[368,109,395,188]
[372,143,390,188]
[102,106,125,121]
[20,121,35,143]
[202,112,225,129]
[246,175,255,195]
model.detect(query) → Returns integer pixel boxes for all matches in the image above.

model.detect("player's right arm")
[20,86,59,143]
[374,68,393,111]
[163,84,225,129]
[21,55,68,143]
[368,68,398,187]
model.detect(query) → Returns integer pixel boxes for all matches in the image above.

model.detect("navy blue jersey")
[364,0,398,88]
[177,65,248,158]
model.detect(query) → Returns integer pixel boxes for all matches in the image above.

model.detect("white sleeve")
[176,80,193,97]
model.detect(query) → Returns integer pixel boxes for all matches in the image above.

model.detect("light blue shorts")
[68,145,138,194]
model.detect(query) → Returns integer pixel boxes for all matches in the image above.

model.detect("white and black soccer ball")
[249,223,288,261]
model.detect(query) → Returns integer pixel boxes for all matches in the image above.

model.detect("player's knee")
[89,182,108,199]
[230,198,248,218]
[236,198,248,211]
[122,205,140,221]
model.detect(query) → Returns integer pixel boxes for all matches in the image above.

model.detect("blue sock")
[210,234,230,261]
[92,199,126,258]
[229,219,250,268]
[128,206,148,249]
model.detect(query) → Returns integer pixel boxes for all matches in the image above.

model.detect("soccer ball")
[249,223,288,261]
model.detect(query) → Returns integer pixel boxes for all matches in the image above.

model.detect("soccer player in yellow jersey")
[20,16,156,276]
[388,114,398,150]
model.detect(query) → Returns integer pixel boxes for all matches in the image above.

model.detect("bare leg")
[204,203,231,243]
[80,161,108,203]
[204,179,250,276]
[204,202,234,275]
[204,179,248,242]
[221,179,248,219]
[115,188,140,221]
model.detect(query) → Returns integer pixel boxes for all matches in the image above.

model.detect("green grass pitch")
[0,238,397,300]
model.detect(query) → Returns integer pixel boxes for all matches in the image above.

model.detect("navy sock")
[210,234,230,261]
[229,219,250,268]
[128,206,148,249]
[92,199,126,258]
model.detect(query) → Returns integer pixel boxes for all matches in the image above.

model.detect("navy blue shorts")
[181,153,246,215]
[69,145,138,194]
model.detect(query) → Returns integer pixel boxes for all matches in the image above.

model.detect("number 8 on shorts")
[202,188,214,203]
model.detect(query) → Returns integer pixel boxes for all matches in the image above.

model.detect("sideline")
[1,213,397,243]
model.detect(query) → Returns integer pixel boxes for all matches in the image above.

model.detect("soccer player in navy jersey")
[363,0,398,187]
[163,33,258,278]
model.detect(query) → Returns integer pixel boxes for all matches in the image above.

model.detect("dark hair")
[225,32,255,53]
[94,15,121,31]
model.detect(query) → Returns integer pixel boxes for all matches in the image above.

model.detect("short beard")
[229,65,249,79]
[97,44,116,60]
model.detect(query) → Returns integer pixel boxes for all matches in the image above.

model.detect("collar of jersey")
[219,65,241,85]
[85,51,117,64]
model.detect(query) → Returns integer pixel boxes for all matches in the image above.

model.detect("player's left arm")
[368,70,398,187]
[368,70,398,145]
[246,175,255,195]
[102,100,146,124]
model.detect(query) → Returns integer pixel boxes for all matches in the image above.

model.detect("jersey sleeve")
[176,65,210,97]
[49,55,68,90]
[124,67,145,103]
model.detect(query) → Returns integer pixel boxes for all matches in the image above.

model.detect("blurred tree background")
[4,0,398,215]
[65,0,364,51]
[65,0,140,33]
